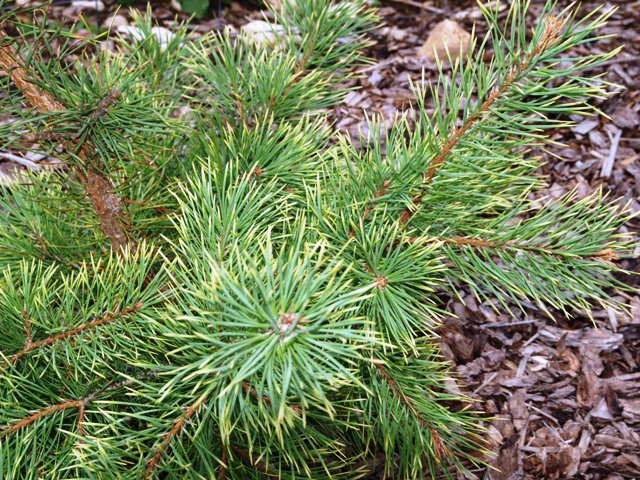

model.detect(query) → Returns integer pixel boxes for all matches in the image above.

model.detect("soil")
[2,0,639,478]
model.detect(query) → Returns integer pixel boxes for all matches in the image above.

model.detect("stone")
[418,19,471,63]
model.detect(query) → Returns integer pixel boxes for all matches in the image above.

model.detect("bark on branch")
[0,29,134,253]
[1,303,143,368]
[0,399,85,438]
[144,394,208,478]
[373,362,449,461]
[406,235,620,264]
[0,376,148,439]
[396,16,567,225]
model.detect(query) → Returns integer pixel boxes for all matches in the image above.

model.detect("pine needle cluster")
[0,0,634,478]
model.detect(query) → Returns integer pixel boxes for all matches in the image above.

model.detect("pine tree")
[0,0,634,478]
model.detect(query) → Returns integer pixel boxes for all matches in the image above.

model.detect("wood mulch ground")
[2,0,639,478]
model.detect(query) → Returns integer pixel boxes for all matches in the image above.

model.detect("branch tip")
[397,12,568,226]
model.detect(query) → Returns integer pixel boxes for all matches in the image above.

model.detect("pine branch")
[373,361,452,464]
[0,398,85,438]
[398,15,567,225]
[242,381,303,415]
[231,444,278,478]
[1,302,143,368]
[144,394,209,479]
[373,362,431,430]
[0,30,134,253]
[0,2,631,478]
[0,375,150,439]
[406,235,619,263]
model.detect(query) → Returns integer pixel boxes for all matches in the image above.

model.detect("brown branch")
[407,235,519,250]
[2,303,143,368]
[231,444,277,477]
[361,179,391,222]
[144,394,208,479]
[1,373,155,441]
[75,168,133,252]
[398,15,567,225]
[373,362,430,429]
[22,307,33,348]
[373,362,449,461]
[293,35,315,76]
[411,234,548,253]
[0,399,85,438]
[0,35,66,113]
[77,401,86,436]
[218,448,228,480]
[144,385,288,478]
[0,29,134,253]
[87,89,121,121]
[242,381,303,415]
[407,235,620,264]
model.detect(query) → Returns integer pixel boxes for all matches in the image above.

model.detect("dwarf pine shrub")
[0,0,633,478]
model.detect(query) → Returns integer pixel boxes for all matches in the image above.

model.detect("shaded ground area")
[2,0,639,478]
